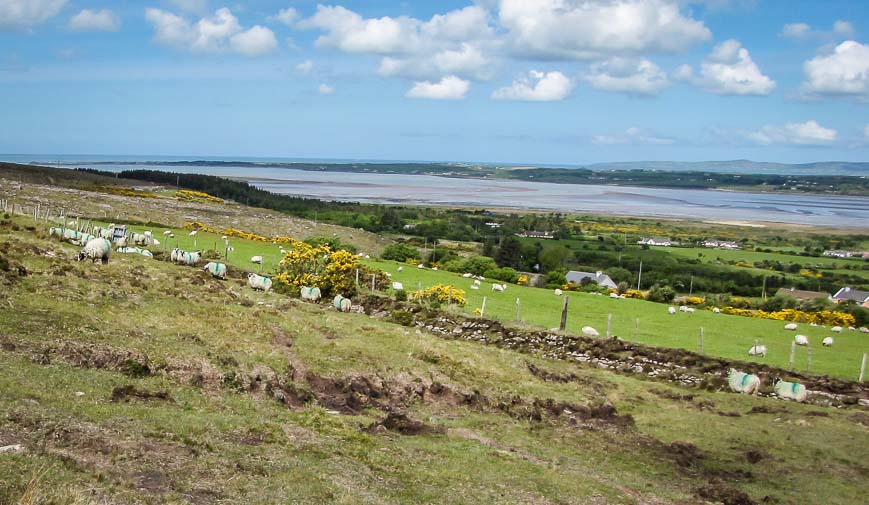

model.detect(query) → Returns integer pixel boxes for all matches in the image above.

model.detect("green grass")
[364,259,868,380]
[2,215,868,504]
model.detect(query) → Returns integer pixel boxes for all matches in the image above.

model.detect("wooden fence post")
[606,313,612,338]
[480,296,487,318]
[515,298,521,321]
[789,341,796,371]
[559,296,569,331]
[699,327,704,354]
[806,347,812,372]
[859,353,867,382]
[634,318,639,342]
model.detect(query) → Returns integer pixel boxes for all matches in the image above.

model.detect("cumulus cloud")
[780,20,856,40]
[498,0,711,60]
[492,70,573,101]
[864,124,869,141]
[269,8,298,26]
[742,120,837,146]
[299,4,496,81]
[318,83,335,95]
[802,40,869,99]
[679,39,775,95]
[68,9,120,32]
[167,0,208,15]
[296,59,314,74]
[584,58,668,96]
[145,7,277,57]
[592,126,674,145]
[0,0,67,29]
[406,75,470,100]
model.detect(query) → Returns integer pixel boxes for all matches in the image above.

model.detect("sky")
[0,0,868,166]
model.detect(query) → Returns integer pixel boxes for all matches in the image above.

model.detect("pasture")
[364,259,868,380]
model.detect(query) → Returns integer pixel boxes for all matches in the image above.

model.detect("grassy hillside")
[0,217,868,504]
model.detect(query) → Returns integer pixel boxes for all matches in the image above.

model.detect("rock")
[0,444,24,454]
[74,391,85,397]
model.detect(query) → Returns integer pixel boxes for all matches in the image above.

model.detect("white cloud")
[145,7,277,57]
[296,59,314,75]
[498,0,711,60]
[743,120,837,146]
[492,70,573,101]
[584,58,668,96]
[592,126,674,145]
[0,0,67,29]
[864,124,869,140]
[802,40,869,99]
[269,8,298,27]
[68,9,120,32]
[781,23,811,39]
[406,75,470,100]
[318,83,335,95]
[230,25,277,56]
[780,20,856,40]
[682,39,775,95]
[379,42,492,81]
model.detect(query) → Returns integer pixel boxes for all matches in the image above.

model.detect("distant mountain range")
[583,160,869,176]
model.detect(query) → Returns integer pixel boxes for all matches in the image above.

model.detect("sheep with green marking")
[203,262,227,280]
[78,238,112,264]
[774,379,807,402]
[247,273,272,292]
[727,369,760,395]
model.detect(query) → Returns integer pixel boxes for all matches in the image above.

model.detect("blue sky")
[1,0,868,165]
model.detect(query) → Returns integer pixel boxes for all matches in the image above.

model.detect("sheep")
[748,345,767,358]
[861,327,869,333]
[116,247,154,258]
[172,249,201,266]
[247,273,272,292]
[473,279,481,286]
[784,323,798,331]
[333,295,352,312]
[115,236,128,248]
[847,326,855,331]
[432,267,438,271]
[250,256,264,264]
[794,334,809,346]
[470,285,479,290]
[397,266,403,272]
[131,233,151,246]
[163,230,172,236]
[712,307,721,313]
[462,273,473,278]
[492,283,505,292]
[668,306,677,315]
[684,307,696,313]
[188,230,197,236]
[581,326,599,337]
[203,262,227,280]
[831,326,843,333]
[78,238,112,264]
[391,281,404,291]
[609,293,619,299]
[554,289,563,296]
[774,379,807,402]
[679,305,690,312]
[822,336,834,347]
[301,286,322,302]
[417,264,424,269]
[728,369,760,395]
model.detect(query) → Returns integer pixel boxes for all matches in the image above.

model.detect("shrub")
[274,240,369,297]
[390,310,414,326]
[646,284,676,303]
[394,289,407,302]
[411,284,466,306]
[381,243,421,263]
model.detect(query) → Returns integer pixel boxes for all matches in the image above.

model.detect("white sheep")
[391,281,404,291]
[609,293,619,298]
[831,326,843,333]
[470,285,479,290]
[172,249,201,266]
[250,256,263,264]
[774,379,807,402]
[116,247,153,258]
[473,279,481,286]
[492,283,505,292]
[581,326,599,337]
[684,307,696,313]
[432,267,438,271]
[203,262,227,280]
[462,273,473,278]
[188,230,197,236]
[847,326,855,331]
[554,289,563,296]
[163,230,172,236]
[679,305,690,312]
[748,345,767,358]
[861,327,869,333]
[301,286,322,302]
[78,238,112,264]
[247,273,272,292]
[668,306,677,315]
[784,323,798,331]
[712,307,721,313]
[417,264,424,269]
[794,334,809,346]
[728,369,760,395]
[822,336,834,347]
[397,266,403,272]
[333,294,352,312]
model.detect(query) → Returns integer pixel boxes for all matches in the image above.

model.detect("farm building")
[703,239,741,249]
[637,237,676,247]
[775,287,831,302]
[823,250,869,259]
[832,287,869,307]
[517,230,554,239]
[565,270,618,289]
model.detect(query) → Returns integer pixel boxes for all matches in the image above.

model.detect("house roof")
[775,288,831,300]
[565,270,617,288]
[832,287,869,302]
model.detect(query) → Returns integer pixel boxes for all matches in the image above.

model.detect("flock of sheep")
[727,368,808,402]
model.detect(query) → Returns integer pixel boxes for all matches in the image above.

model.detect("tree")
[540,245,570,272]
[495,237,523,269]
[646,284,676,303]
[381,243,421,262]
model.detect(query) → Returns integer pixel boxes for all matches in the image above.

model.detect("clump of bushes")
[381,243,421,263]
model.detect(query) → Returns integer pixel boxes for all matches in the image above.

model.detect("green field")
[1,217,867,504]
[363,259,868,380]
